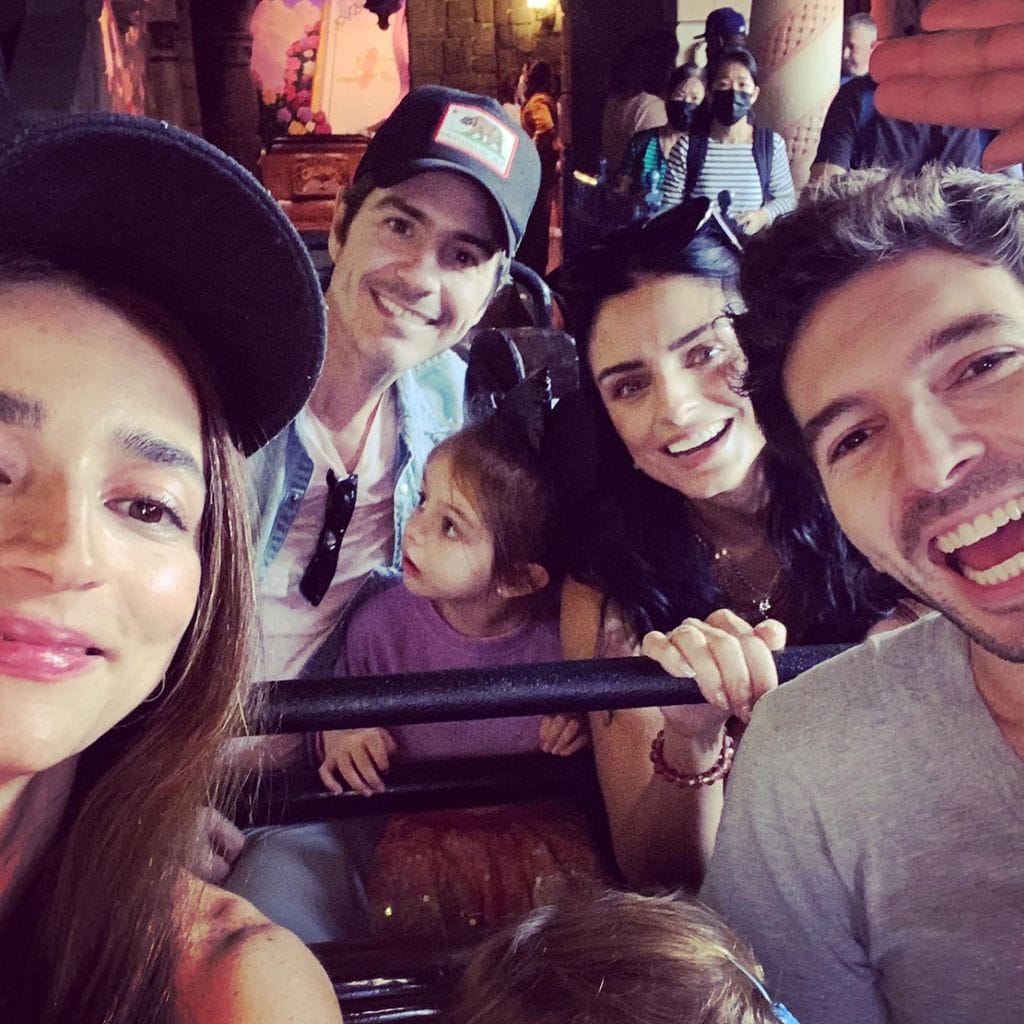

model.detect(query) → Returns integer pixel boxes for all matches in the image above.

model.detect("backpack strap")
[752,126,774,203]
[684,129,710,201]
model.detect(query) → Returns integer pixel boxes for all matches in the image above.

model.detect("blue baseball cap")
[354,85,542,255]
[696,7,747,39]
[0,113,326,455]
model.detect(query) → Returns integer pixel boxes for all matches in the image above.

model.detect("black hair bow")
[493,367,553,454]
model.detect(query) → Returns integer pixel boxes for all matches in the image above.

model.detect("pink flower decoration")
[285,56,300,72]
[295,89,312,105]
[296,106,313,124]
[276,107,292,125]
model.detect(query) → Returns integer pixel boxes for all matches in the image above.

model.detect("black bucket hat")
[0,113,326,455]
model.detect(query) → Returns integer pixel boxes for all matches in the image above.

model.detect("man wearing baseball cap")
[697,7,748,72]
[222,86,541,942]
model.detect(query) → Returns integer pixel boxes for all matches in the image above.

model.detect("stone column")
[144,0,185,126]
[172,0,203,136]
[747,0,843,189]
[190,0,262,170]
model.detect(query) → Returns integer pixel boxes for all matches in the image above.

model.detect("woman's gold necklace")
[712,546,783,619]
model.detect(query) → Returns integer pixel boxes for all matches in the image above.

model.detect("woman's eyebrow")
[0,390,45,428]
[116,428,203,480]
[595,322,719,383]
[668,321,719,353]
[595,359,643,383]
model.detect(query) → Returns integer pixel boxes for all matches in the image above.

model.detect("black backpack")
[683,125,775,205]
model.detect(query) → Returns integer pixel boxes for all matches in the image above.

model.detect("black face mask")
[665,100,700,132]
[711,89,754,126]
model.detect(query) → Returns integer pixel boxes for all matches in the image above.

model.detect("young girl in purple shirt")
[318,385,585,795]
[314,385,601,939]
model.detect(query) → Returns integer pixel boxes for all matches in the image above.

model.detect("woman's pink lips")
[402,553,420,577]
[0,614,104,682]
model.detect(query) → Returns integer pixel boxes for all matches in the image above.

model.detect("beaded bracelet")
[650,728,735,787]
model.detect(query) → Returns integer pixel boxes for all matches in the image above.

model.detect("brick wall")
[407,0,563,98]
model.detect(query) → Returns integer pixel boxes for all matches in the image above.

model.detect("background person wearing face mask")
[661,48,795,236]
[618,63,705,213]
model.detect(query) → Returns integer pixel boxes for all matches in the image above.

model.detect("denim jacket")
[247,349,466,682]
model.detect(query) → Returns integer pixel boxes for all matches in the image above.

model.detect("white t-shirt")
[256,391,398,681]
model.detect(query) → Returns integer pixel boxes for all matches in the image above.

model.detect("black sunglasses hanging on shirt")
[299,469,358,607]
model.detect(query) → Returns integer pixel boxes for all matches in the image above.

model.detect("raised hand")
[642,608,787,728]
[871,0,1024,171]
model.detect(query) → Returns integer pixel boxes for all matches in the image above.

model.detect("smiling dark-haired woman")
[0,115,340,1024]
[551,199,910,889]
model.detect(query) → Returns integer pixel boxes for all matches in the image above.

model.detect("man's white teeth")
[936,497,1023,554]
[377,293,432,324]
[962,550,1024,587]
[667,421,727,455]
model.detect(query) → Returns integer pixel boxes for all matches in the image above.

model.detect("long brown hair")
[435,418,555,604]
[449,889,780,1024]
[0,261,257,1023]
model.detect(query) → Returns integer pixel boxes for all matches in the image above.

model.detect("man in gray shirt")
[701,167,1024,1023]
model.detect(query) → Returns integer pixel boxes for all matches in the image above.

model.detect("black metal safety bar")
[257,646,849,734]
[313,938,467,1021]
[242,751,601,826]
[251,647,851,1021]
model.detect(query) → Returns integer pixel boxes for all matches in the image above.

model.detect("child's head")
[448,889,790,1024]
[402,417,553,610]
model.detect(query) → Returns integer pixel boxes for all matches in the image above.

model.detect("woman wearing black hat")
[0,116,340,1023]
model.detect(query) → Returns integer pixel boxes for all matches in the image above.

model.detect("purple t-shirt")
[340,582,562,761]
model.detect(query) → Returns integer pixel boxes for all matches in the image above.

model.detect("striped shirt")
[661,133,796,224]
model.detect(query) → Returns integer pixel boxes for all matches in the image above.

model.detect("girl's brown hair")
[449,889,780,1024]
[0,260,256,1023]
[433,417,554,598]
